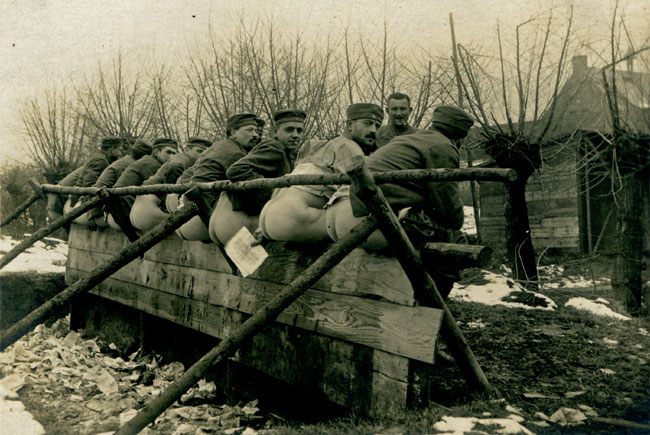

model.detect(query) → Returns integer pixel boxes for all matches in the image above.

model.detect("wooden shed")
[478,55,650,253]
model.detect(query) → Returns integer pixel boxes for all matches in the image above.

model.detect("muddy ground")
[7,255,650,434]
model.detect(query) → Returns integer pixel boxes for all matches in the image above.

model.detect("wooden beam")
[0,202,199,351]
[344,155,497,396]
[40,168,518,197]
[115,217,378,434]
[420,242,493,269]
[0,196,103,271]
[27,178,47,202]
[67,249,442,363]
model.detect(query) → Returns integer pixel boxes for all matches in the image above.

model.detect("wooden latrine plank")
[67,247,442,363]
[69,225,415,305]
[66,268,411,415]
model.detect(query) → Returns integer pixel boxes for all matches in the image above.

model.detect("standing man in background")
[376,92,417,148]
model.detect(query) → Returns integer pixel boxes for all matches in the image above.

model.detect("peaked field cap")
[346,103,384,123]
[255,117,266,128]
[152,137,178,149]
[431,105,474,140]
[273,109,307,126]
[132,139,152,155]
[226,113,258,132]
[100,136,123,148]
[186,136,212,148]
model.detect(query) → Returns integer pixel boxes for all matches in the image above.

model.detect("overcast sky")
[1,0,648,166]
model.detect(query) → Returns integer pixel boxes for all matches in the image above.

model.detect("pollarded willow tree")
[454,7,576,290]
[20,85,96,182]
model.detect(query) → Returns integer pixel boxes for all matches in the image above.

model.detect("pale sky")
[1,0,648,166]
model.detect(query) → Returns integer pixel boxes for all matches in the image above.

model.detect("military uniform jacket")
[350,129,464,230]
[94,155,134,188]
[75,152,111,188]
[376,124,418,148]
[143,152,195,186]
[70,152,112,205]
[226,139,297,214]
[190,138,248,208]
[114,155,162,188]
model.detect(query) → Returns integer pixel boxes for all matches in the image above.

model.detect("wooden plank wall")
[66,225,443,415]
[480,151,580,250]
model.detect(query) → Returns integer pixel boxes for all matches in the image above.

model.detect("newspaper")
[224,226,268,277]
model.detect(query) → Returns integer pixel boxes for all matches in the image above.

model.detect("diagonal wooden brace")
[345,156,497,396]
[0,195,104,271]
[27,178,48,202]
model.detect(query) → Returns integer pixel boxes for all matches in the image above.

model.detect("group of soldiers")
[47,93,474,274]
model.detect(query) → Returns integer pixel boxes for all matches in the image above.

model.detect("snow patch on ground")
[0,236,67,274]
[462,206,476,236]
[451,270,557,310]
[434,414,534,435]
[0,382,45,435]
[565,297,630,321]
[538,265,611,290]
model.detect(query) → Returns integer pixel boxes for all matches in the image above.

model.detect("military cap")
[123,135,138,145]
[273,109,307,126]
[186,136,212,149]
[255,117,266,128]
[100,136,124,149]
[132,139,152,155]
[431,106,474,140]
[346,103,384,123]
[152,137,178,150]
[226,113,258,133]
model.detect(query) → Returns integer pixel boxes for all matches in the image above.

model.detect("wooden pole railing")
[40,168,517,197]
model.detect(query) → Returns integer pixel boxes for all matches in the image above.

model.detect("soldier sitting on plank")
[325,105,473,298]
[258,103,383,243]
[85,139,153,227]
[129,137,210,231]
[106,138,177,231]
[63,136,124,223]
[176,113,259,241]
[209,109,306,245]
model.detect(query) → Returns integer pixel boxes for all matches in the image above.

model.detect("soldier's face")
[110,146,122,161]
[274,122,305,149]
[186,145,205,160]
[348,118,380,154]
[387,98,411,128]
[231,125,259,150]
[154,146,177,164]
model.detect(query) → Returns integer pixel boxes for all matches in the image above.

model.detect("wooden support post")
[345,156,497,396]
[0,196,103,271]
[27,178,47,202]
[0,202,199,351]
[99,188,140,242]
[0,193,41,229]
[115,217,378,435]
[183,186,213,227]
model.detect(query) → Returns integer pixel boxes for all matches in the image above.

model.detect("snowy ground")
[0,236,67,274]
[0,231,636,434]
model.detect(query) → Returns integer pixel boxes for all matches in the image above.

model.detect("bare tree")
[20,85,95,182]
[76,52,156,139]
[454,7,576,290]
